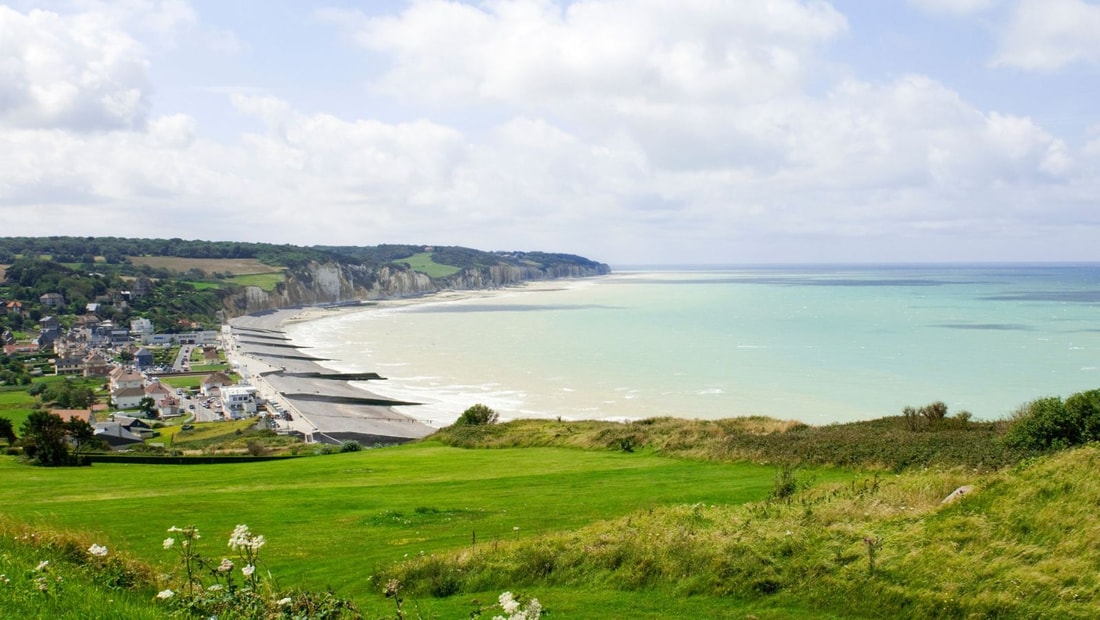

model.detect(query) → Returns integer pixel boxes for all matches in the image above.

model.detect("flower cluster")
[87,543,108,557]
[228,524,265,553]
[492,591,543,620]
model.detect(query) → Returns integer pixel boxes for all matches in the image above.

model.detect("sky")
[1,0,1099,265]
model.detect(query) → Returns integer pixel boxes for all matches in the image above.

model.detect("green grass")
[0,522,162,620]
[226,272,285,291]
[0,441,816,616]
[0,389,36,433]
[180,280,223,291]
[155,376,203,390]
[400,252,463,278]
[187,363,229,373]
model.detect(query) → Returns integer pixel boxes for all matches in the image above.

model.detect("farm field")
[126,256,284,276]
[0,442,835,617]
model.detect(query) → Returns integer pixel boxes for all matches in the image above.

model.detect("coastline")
[227,306,435,445]
[227,280,596,442]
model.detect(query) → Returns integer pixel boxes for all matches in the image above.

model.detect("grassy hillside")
[1,440,821,617]
[2,418,1096,618]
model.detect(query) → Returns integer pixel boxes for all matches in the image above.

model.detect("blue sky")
[2,0,1099,265]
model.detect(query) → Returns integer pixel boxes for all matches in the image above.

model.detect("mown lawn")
[0,442,846,616]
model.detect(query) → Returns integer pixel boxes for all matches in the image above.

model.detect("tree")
[20,410,72,466]
[139,396,158,419]
[66,418,102,457]
[0,416,16,446]
[455,403,498,427]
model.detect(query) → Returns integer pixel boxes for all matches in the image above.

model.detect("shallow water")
[284,265,1100,426]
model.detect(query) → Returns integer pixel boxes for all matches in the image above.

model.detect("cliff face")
[223,260,610,316]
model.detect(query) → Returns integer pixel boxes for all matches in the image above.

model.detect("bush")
[1006,389,1100,451]
[454,404,499,427]
[339,440,362,453]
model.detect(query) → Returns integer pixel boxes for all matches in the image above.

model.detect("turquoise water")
[285,265,1100,426]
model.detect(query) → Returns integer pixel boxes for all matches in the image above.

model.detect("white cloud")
[907,0,998,15]
[994,0,1100,70]
[346,0,847,107]
[0,6,151,130]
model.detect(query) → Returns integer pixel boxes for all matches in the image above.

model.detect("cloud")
[906,0,998,15]
[344,0,848,107]
[993,0,1100,70]
[0,6,151,130]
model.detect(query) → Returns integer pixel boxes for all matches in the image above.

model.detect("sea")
[283,264,1100,427]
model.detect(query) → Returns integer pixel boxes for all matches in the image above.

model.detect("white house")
[221,386,258,418]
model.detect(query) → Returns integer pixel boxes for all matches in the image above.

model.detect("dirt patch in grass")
[126,256,284,275]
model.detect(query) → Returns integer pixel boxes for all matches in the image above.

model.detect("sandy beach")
[226,281,585,444]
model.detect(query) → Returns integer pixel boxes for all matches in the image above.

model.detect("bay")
[284,264,1100,426]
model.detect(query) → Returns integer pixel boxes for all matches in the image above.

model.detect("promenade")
[226,309,434,446]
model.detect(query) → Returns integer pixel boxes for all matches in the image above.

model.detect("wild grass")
[385,447,1100,618]
[435,415,1032,472]
[0,518,161,620]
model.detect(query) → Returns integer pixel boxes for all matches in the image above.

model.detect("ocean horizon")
[284,263,1100,427]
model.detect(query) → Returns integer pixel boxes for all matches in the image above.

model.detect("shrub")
[339,440,362,453]
[1006,389,1100,451]
[454,403,499,427]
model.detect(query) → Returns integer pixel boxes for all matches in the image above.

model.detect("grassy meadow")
[2,439,829,617]
[400,252,463,278]
[125,257,284,276]
[3,414,1100,618]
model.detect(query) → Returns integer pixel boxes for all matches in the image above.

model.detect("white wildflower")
[277,597,293,605]
[35,560,49,571]
[242,564,255,577]
[167,526,183,533]
[88,544,108,557]
[499,591,520,615]
[207,584,223,592]
[163,537,175,549]
[156,588,174,599]
[217,558,233,573]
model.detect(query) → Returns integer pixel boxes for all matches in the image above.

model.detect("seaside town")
[1,286,431,453]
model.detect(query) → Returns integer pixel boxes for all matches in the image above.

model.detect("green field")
[0,442,823,617]
[401,252,463,278]
[227,272,285,291]
[0,389,36,431]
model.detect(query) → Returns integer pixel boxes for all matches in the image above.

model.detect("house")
[113,415,155,434]
[50,409,93,424]
[35,327,61,351]
[92,423,145,449]
[112,387,146,410]
[83,355,112,378]
[221,385,258,418]
[53,354,86,376]
[130,317,154,337]
[200,371,234,396]
[40,316,60,331]
[133,347,154,369]
[202,346,220,364]
[109,367,144,392]
[39,293,65,308]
